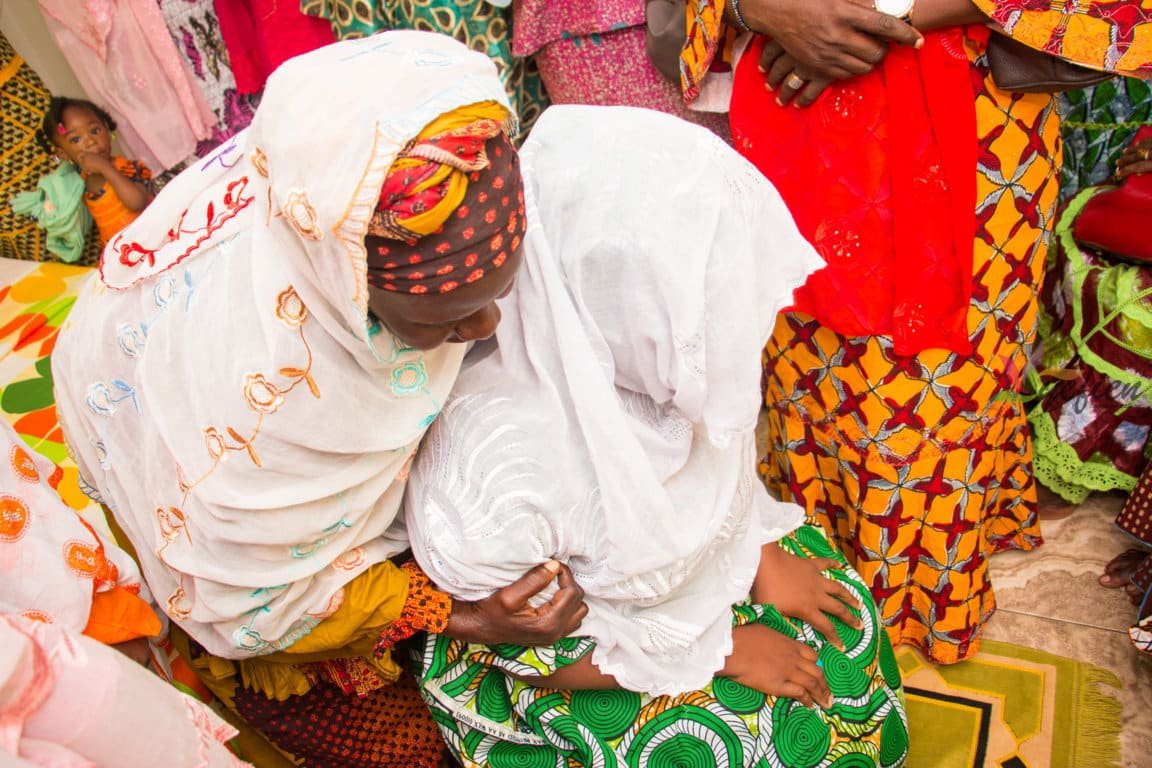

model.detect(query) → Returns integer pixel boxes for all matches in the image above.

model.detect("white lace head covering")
[52,32,512,658]
[406,105,824,694]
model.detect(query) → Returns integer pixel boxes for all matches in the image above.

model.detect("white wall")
[0,0,87,98]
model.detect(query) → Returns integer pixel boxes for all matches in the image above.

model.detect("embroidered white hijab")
[52,32,512,658]
[405,105,825,695]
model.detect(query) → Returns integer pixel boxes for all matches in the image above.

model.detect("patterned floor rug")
[900,639,1123,768]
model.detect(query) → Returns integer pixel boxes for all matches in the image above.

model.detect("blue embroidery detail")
[116,322,147,357]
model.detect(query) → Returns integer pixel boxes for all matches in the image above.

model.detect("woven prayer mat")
[900,639,1123,768]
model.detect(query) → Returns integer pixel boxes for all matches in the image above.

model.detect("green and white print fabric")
[417,526,909,768]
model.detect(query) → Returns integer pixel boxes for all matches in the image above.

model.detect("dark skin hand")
[53,105,152,211]
[1116,137,1152,179]
[753,0,986,107]
[509,542,865,708]
[446,559,589,645]
[508,622,833,707]
[730,0,924,84]
[750,542,863,651]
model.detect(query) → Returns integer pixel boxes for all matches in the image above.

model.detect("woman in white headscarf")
[51,32,586,768]
[406,105,909,768]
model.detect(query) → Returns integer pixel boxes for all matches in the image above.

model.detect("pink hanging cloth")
[37,0,217,171]
[214,0,336,95]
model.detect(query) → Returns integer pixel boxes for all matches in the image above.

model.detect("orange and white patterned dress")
[684,0,1152,664]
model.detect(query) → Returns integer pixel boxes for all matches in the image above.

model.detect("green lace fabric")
[416,525,908,768]
[1028,187,1152,503]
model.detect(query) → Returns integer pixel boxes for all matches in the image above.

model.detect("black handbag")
[986,33,1114,93]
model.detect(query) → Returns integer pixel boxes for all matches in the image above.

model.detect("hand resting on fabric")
[732,0,922,82]
[504,542,865,708]
[445,559,589,646]
[750,541,864,649]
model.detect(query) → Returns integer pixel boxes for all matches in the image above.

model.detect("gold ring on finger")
[1142,148,1151,161]
[785,73,807,90]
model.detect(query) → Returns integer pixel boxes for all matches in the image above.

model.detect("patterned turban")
[366,102,525,295]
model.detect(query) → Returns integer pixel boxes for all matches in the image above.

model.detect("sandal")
[1099,548,1150,589]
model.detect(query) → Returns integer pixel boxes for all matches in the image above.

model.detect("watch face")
[876,0,914,16]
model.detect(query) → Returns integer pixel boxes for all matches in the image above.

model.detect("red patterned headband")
[366,131,524,295]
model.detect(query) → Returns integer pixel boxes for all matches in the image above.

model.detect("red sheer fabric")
[730,30,986,356]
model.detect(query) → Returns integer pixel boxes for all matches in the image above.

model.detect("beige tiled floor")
[986,490,1152,768]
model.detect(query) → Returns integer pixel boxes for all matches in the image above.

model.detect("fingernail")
[915,37,924,50]
[766,82,775,92]
[758,63,766,73]
[543,559,560,574]
[836,642,846,651]
[776,98,785,107]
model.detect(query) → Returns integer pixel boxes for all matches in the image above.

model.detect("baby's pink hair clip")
[56,123,67,135]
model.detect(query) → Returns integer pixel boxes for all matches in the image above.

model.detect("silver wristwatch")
[874,0,915,24]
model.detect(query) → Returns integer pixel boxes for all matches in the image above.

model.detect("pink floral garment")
[37,0,216,170]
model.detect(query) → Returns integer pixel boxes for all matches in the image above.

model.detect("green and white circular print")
[417,525,908,768]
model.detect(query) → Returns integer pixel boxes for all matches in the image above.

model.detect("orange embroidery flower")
[242,373,284,414]
[203,426,229,462]
[275,286,308,328]
[283,189,323,241]
[167,585,192,621]
[156,506,188,542]
[0,495,30,543]
[20,610,52,623]
[332,547,366,572]
[307,589,345,619]
[251,147,269,178]
[9,445,39,483]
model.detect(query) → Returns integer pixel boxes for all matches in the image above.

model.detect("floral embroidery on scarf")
[155,285,324,645]
[274,285,308,327]
[86,382,120,416]
[156,506,190,544]
[101,176,254,290]
[281,189,323,241]
[332,546,366,572]
[290,515,353,559]
[116,323,147,357]
[187,286,319,474]
[390,360,428,396]
[167,584,192,621]
[250,147,269,178]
